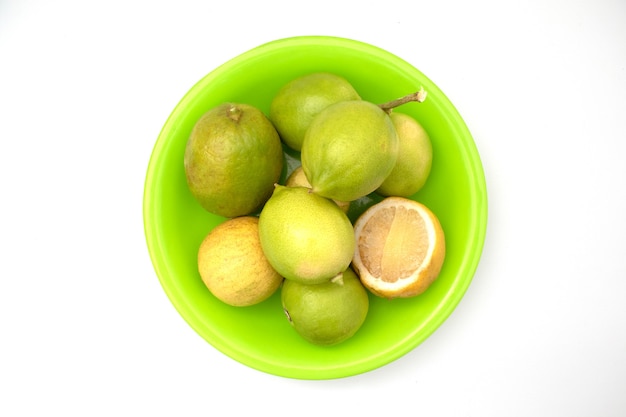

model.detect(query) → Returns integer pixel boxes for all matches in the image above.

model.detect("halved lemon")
[352,196,446,299]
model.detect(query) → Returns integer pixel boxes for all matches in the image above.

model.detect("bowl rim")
[143,35,488,379]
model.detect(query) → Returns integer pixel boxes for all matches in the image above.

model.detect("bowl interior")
[143,36,487,379]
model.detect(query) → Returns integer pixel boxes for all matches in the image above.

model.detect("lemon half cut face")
[352,196,446,299]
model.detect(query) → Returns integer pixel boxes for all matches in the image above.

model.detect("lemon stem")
[226,104,244,122]
[379,87,427,114]
[330,273,344,286]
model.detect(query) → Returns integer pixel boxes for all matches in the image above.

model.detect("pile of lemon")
[184,73,445,346]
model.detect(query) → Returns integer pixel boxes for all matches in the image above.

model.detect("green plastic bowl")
[143,36,487,380]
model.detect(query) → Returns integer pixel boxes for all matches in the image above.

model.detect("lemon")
[281,267,369,346]
[301,100,399,202]
[352,196,446,299]
[197,216,283,307]
[184,103,283,218]
[285,166,350,213]
[377,112,433,197]
[258,185,355,285]
[269,72,361,151]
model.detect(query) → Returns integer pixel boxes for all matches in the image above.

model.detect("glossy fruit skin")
[258,185,355,285]
[184,103,284,218]
[269,72,361,151]
[377,112,433,197]
[281,268,369,346]
[301,100,399,202]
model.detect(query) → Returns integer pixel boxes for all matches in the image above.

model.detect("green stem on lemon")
[378,87,427,114]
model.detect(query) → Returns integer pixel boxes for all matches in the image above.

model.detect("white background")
[1,0,625,415]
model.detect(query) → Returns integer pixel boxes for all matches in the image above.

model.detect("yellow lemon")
[198,216,283,307]
[258,185,355,285]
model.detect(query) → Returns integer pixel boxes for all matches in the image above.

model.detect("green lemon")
[301,100,399,202]
[184,102,284,218]
[281,267,369,346]
[269,72,361,151]
[377,112,433,197]
[258,185,355,284]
